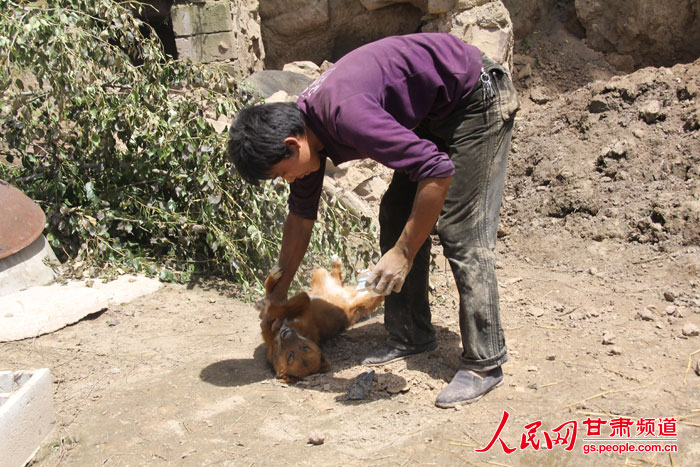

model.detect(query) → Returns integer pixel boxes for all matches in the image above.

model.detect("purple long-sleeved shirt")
[291,33,482,219]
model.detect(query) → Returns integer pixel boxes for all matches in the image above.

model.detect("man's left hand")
[368,246,412,295]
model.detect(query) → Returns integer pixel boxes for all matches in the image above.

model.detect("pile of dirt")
[505,58,700,250]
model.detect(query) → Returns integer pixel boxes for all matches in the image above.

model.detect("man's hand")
[367,246,412,295]
[369,176,452,296]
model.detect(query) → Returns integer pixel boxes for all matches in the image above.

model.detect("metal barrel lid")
[0,180,46,260]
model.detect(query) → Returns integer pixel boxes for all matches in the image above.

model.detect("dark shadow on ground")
[200,318,463,405]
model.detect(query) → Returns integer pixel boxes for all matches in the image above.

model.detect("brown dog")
[257,258,384,383]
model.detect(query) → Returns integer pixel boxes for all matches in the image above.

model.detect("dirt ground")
[3,8,700,466]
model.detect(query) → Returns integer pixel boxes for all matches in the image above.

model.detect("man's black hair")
[227,102,306,185]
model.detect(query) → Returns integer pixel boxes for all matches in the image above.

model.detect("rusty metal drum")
[0,180,46,260]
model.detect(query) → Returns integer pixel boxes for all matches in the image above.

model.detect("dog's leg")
[330,254,343,284]
[347,294,384,326]
[265,291,311,319]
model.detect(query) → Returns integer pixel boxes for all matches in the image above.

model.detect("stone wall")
[171,0,264,77]
[163,0,699,75]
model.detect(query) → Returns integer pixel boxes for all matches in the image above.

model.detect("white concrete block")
[0,235,58,297]
[0,368,55,467]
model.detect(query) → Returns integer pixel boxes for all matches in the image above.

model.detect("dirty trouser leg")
[432,56,519,371]
[378,172,435,350]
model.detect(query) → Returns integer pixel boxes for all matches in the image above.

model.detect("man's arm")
[268,211,315,303]
[369,176,452,295]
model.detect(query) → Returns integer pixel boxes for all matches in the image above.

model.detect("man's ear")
[283,136,301,153]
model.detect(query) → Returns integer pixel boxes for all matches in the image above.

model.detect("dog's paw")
[269,265,283,281]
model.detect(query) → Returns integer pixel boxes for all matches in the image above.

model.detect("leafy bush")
[0,0,377,296]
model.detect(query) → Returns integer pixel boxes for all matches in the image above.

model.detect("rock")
[575,0,700,67]
[386,380,410,395]
[282,61,321,80]
[423,0,515,70]
[245,70,314,100]
[602,332,615,345]
[260,0,423,69]
[530,86,553,104]
[308,431,325,445]
[607,346,623,356]
[546,354,556,361]
[637,308,655,321]
[694,360,700,377]
[663,291,676,302]
[501,0,557,39]
[265,90,293,103]
[346,369,375,400]
[606,53,635,73]
[353,176,388,202]
[639,100,664,124]
[682,323,700,337]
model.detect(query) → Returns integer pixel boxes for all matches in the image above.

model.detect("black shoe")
[361,342,437,366]
[435,367,503,408]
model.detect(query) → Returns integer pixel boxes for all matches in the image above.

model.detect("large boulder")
[259,0,423,69]
[575,0,700,68]
[501,0,557,38]
[258,0,515,69]
[423,0,514,70]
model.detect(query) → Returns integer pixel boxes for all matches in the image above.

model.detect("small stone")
[386,380,410,395]
[694,361,700,376]
[346,370,375,400]
[530,86,553,104]
[607,346,623,356]
[640,100,664,124]
[526,365,538,372]
[682,323,700,337]
[663,292,676,302]
[308,432,325,445]
[665,306,677,316]
[546,354,556,361]
[602,332,616,345]
[637,308,655,321]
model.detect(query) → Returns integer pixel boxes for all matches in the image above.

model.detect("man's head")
[228,102,306,185]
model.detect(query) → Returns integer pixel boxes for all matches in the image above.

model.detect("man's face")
[269,135,320,183]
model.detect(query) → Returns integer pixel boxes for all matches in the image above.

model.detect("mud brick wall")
[171,1,236,62]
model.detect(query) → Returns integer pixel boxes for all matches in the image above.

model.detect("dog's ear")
[319,354,330,373]
[267,292,311,319]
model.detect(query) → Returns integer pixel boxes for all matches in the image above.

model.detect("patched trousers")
[378,55,520,371]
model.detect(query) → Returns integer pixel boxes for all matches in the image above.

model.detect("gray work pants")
[378,55,520,371]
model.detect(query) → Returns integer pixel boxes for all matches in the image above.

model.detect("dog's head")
[271,325,330,383]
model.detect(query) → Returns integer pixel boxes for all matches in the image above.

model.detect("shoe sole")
[361,344,438,367]
[434,380,503,409]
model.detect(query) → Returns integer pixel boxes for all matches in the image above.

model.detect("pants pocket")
[492,68,520,122]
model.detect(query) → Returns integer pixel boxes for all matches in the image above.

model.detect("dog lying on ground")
[256,258,384,383]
